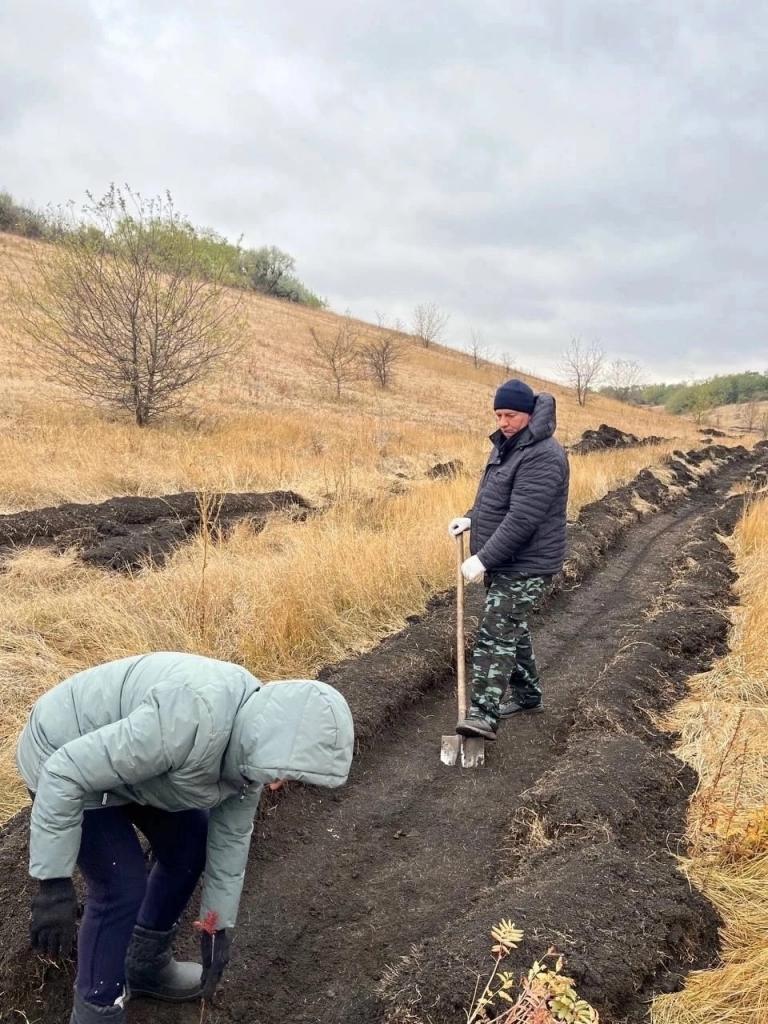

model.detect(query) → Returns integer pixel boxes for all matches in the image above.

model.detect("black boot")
[498,697,543,718]
[125,924,203,1002]
[69,990,125,1024]
[455,709,497,740]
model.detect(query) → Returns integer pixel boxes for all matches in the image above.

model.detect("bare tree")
[606,358,643,402]
[741,399,760,433]
[363,328,402,389]
[244,356,261,404]
[500,351,515,377]
[11,186,242,426]
[560,338,605,406]
[309,317,363,398]
[468,329,486,369]
[412,302,449,348]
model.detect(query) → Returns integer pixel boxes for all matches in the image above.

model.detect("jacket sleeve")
[29,690,206,880]
[477,447,567,570]
[199,786,263,929]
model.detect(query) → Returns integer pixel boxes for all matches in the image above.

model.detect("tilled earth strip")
[0,490,313,570]
[378,493,750,1024]
[0,443,765,1024]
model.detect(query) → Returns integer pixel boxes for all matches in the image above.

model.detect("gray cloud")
[1,0,767,382]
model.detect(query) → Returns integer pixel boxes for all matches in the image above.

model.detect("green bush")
[0,191,50,239]
[634,372,768,414]
[0,188,325,309]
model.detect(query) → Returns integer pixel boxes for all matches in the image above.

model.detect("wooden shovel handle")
[456,532,467,719]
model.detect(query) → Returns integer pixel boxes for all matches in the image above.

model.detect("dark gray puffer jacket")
[468,393,569,576]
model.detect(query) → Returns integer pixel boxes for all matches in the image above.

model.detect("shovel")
[440,531,485,768]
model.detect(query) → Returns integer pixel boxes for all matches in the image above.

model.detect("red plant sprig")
[193,910,220,935]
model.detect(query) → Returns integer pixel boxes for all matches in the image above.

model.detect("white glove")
[461,555,485,582]
[448,516,472,537]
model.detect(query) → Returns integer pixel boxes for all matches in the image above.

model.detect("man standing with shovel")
[448,379,569,741]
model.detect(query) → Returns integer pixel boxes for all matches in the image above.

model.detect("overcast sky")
[2,1,767,382]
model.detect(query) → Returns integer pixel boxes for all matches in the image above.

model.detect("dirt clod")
[569,423,667,455]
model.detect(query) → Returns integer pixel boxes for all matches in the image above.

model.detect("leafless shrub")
[560,338,605,406]
[10,185,242,426]
[606,358,643,402]
[500,351,515,377]
[468,329,486,369]
[309,316,363,398]
[741,399,761,433]
[363,330,402,389]
[412,302,448,348]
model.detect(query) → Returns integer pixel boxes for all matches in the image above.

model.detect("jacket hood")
[490,392,557,449]
[224,680,354,788]
[527,392,556,440]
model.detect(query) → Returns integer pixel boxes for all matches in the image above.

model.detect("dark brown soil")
[0,491,313,570]
[0,443,765,1024]
[568,423,667,455]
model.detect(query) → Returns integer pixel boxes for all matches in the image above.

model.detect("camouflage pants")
[470,573,550,722]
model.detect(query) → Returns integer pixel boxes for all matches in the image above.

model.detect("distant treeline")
[0,189,325,308]
[601,371,768,413]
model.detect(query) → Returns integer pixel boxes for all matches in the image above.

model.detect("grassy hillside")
[0,231,701,512]
[0,230,729,817]
[706,398,768,436]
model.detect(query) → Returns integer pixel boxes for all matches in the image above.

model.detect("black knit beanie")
[493,379,535,414]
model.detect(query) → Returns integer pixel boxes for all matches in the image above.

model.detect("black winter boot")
[455,709,497,740]
[125,924,203,1002]
[69,990,125,1024]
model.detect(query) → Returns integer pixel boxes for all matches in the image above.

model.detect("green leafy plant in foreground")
[467,920,599,1024]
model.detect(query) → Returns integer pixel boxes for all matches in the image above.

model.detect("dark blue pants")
[76,804,208,1006]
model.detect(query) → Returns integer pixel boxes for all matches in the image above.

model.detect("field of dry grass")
[0,230,731,819]
[0,232,701,512]
[652,494,768,1024]
[707,397,768,437]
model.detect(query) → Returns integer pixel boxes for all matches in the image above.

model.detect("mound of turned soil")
[376,494,745,1024]
[0,490,312,570]
[0,443,763,1024]
[569,422,667,455]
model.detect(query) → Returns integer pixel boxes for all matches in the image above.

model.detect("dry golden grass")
[0,231,703,513]
[0,229,730,819]
[652,495,768,1024]
[0,444,691,818]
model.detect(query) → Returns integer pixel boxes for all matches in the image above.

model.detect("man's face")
[495,409,531,437]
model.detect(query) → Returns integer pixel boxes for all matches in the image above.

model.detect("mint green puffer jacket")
[16,652,354,928]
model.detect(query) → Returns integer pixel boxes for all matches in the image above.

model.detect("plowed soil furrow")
[129,463,746,1024]
[1,450,761,1024]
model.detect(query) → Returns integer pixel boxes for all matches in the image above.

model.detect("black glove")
[30,877,78,957]
[200,928,232,1000]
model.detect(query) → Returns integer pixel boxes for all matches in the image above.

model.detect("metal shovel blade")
[440,734,485,767]
[440,735,461,765]
[461,737,485,768]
